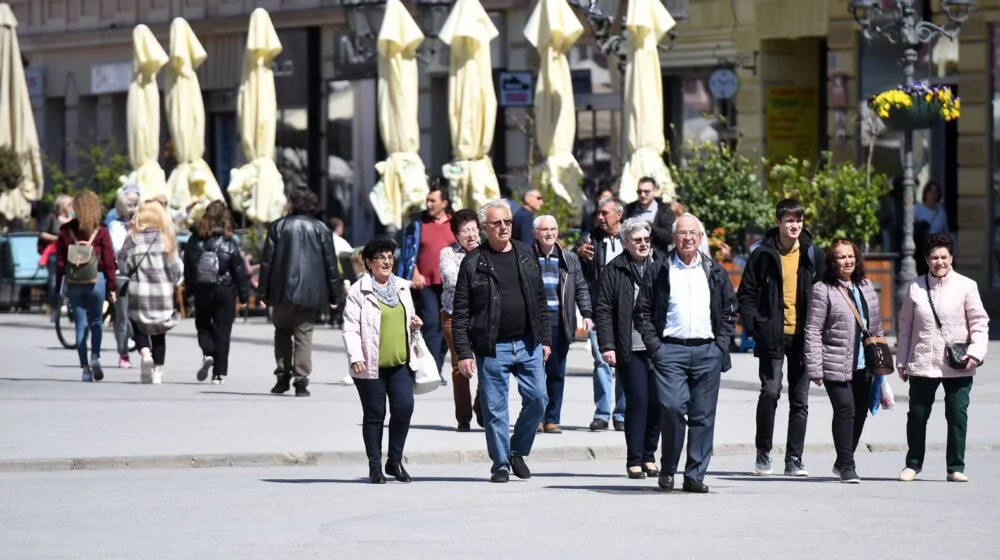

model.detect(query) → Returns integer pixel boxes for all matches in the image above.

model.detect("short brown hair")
[197,200,233,240]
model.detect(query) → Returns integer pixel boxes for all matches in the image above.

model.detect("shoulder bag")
[923,275,971,370]
[118,239,153,297]
[836,285,895,376]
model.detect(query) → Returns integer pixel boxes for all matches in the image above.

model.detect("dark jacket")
[625,200,675,254]
[574,226,622,303]
[512,206,536,246]
[634,250,738,372]
[55,221,117,292]
[258,214,341,310]
[452,240,552,359]
[595,250,658,364]
[184,232,250,304]
[736,228,825,359]
[530,242,592,341]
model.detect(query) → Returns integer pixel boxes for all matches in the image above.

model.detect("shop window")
[326,80,354,224]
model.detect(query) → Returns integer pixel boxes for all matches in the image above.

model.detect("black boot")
[368,463,386,484]
[385,460,412,483]
[270,375,291,394]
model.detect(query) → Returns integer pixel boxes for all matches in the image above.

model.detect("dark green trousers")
[905,376,973,474]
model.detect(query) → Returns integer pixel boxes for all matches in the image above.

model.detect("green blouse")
[378,302,408,368]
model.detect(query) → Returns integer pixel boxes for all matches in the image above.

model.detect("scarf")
[371,273,400,308]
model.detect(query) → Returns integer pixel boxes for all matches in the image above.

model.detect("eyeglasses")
[458,227,480,237]
[371,254,395,263]
[486,219,513,228]
[637,189,654,196]
[630,237,651,245]
[674,230,701,238]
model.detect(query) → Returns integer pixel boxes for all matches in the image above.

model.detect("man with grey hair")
[531,214,592,433]
[575,196,627,431]
[452,199,552,483]
[634,213,737,493]
[513,189,544,245]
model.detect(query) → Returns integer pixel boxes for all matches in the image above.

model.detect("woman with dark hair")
[343,236,423,484]
[914,181,949,276]
[56,190,117,381]
[803,239,883,483]
[439,208,483,431]
[185,200,249,384]
[897,233,989,483]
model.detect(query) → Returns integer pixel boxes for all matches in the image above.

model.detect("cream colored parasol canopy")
[525,0,584,205]
[228,8,285,224]
[439,0,500,211]
[0,3,42,222]
[619,0,676,205]
[125,24,168,201]
[370,0,428,230]
[165,17,223,223]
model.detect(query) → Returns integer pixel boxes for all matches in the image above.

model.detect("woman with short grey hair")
[109,184,141,369]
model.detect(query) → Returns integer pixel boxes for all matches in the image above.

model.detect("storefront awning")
[756,0,829,40]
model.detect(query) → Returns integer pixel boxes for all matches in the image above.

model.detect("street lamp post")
[337,0,454,63]
[849,0,973,295]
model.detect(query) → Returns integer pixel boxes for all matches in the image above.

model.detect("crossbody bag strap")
[923,275,944,330]
[836,285,871,338]
[126,237,153,278]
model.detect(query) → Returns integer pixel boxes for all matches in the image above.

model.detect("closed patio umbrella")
[524,0,584,204]
[439,0,500,211]
[0,3,42,222]
[228,8,285,224]
[619,0,676,205]
[165,17,223,225]
[125,24,169,201]
[370,0,428,230]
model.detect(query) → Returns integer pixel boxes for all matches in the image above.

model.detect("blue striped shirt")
[538,253,560,317]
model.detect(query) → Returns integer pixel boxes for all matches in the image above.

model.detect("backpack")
[65,230,100,284]
[194,243,221,286]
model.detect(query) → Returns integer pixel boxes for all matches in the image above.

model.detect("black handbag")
[923,275,972,370]
[118,240,153,298]
[837,286,895,376]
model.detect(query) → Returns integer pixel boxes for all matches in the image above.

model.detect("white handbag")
[410,331,441,395]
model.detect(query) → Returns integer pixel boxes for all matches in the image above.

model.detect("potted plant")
[868,82,960,131]
[0,145,24,197]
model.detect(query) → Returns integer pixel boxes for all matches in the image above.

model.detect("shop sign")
[91,62,132,95]
[24,68,45,99]
[499,71,533,107]
[765,87,818,164]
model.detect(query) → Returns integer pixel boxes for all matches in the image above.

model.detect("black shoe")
[589,419,609,431]
[613,419,625,432]
[510,454,531,479]
[641,463,660,477]
[439,376,448,387]
[385,460,412,483]
[474,409,484,428]
[457,422,471,432]
[368,464,386,484]
[840,467,861,484]
[295,385,311,398]
[627,467,646,479]
[490,469,510,483]
[682,477,710,493]
[270,375,291,394]
[657,473,675,492]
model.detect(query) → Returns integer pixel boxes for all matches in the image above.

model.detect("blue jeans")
[66,275,106,369]
[543,320,571,424]
[590,329,625,422]
[476,337,548,474]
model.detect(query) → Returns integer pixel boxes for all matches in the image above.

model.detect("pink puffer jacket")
[804,279,883,382]
[342,274,417,380]
[897,271,989,379]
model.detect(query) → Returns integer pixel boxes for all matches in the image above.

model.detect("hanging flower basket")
[867,83,960,132]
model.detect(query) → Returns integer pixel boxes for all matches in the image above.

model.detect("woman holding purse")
[804,239,883,483]
[342,236,423,484]
[897,233,989,483]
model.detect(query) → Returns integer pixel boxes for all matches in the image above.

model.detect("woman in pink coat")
[897,233,989,483]
[342,236,423,484]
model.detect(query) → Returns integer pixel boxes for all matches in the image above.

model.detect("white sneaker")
[140,356,154,384]
[899,467,920,482]
[197,356,214,382]
[341,375,355,386]
[151,367,163,385]
[947,472,968,483]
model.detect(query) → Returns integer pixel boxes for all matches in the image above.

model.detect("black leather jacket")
[184,232,250,303]
[634,250,738,372]
[452,240,552,359]
[258,214,341,310]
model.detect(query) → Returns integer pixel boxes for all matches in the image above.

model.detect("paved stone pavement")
[1,451,998,559]
[1,314,998,472]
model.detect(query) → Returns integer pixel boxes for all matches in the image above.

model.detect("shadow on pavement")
[409,424,483,433]
[543,485,664,495]
[261,476,484,484]
[199,391,281,397]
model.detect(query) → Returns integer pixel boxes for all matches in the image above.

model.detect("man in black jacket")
[634,214,737,493]
[531,214,592,434]
[625,176,676,254]
[737,199,825,477]
[258,187,341,397]
[452,199,551,483]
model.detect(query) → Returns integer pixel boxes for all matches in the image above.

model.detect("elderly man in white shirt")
[634,213,737,494]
